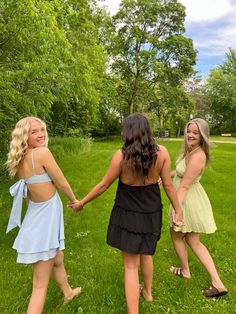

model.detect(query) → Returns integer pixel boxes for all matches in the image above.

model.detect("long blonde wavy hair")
[181,118,211,163]
[6,117,48,178]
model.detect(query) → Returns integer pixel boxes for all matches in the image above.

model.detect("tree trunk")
[129,101,134,114]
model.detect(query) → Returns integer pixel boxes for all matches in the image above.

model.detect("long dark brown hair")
[121,113,158,179]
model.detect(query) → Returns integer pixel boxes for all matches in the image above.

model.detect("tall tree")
[205,48,236,133]
[108,0,196,115]
[0,0,75,170]
[0,0,108,138]
[0,0,73,125]
[50,0,108,135]
[183,71,207,117]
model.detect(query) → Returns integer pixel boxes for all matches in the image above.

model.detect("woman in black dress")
[70,113,183,314]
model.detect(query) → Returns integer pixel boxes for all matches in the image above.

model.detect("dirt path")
[210,140,236,144]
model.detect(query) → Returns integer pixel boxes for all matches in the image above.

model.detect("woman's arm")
[70,150,123,212]
[159,147,183,225]
[159,169,175,186]
[38,147,77,202]
[177,151,206,205]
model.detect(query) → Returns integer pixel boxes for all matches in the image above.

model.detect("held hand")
[172,209,184,227]
[68,200,84,213]
[68,199,79,206]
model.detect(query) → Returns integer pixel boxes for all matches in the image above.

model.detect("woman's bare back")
[18,149,56,202]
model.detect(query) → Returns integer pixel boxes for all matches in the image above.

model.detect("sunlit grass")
[168,136,236,143]
[0,140,235,313]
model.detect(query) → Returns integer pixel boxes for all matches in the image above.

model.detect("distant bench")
[221,133,231,137]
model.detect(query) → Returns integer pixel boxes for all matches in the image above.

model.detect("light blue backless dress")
[7,150,65,264]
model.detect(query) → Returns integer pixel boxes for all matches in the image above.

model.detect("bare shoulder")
[190,148,206,162]
[113,149,123,161]
[34,147,53,159]
[157,145,169,158]
[188,148,206,168]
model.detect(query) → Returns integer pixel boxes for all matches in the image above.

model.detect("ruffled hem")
[110,206,162,234]
[16,241,65,264]
[171,224,217,234]
[170,214,217,234]
[13,237,65,254]
[107,224,160,255]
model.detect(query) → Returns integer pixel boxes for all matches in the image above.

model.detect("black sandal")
[202,285,228,298]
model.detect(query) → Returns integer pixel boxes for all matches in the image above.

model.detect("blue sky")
[98,0,236,78]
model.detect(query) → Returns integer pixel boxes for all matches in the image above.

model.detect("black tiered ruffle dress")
[106,180,163,255]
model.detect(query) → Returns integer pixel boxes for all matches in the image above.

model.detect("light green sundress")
[170,156,217,234]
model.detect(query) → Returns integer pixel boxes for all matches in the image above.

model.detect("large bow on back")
[6,180,28,233]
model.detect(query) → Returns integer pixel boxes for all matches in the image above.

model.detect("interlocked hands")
[68,200,84,213]
[171,209,184,227]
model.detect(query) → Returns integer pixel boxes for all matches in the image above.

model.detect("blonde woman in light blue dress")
[6,117,81,314]
[169,118,227,298]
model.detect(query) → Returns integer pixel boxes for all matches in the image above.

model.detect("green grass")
[0,140,235,313]
[164,136,236,143]
[49,137,93,159]
[210,136,236,143]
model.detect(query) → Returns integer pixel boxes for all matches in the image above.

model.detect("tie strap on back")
[6,180,27,233]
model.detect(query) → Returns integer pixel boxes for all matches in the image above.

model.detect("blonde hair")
[182,118,211,163]
[6,117,48,178]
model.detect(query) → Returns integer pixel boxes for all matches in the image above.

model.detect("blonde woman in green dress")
[170,118,228,298]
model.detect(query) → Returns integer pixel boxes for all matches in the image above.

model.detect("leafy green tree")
[0,0,75,173]
[148,83,194,136]
[91,74,122,137]
[49,0,108,135]
[0,0,109,139]
[108,0,196,115]
[205,48,236,133]
[183,71,206,115]
[0,0,73,124]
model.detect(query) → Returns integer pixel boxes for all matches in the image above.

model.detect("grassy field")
[0,139,235,314]
[166,136,236,144]
[210,136,236,143]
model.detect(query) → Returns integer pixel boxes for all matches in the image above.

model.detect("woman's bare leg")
[185,233,227,291]
[52,251,81,302]
[170,228,191,278]
[27,259,54,314]
[140,255,153,302]
[122,252,140,314]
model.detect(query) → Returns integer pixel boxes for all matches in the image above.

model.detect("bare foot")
[140,283,153,303]
[64,287,82,304]
[170,266,191,279]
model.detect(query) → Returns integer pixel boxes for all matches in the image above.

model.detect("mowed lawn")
[0,139,235,314]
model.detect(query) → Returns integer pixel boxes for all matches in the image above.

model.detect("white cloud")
[191,8,236,56]
[192,19,236,56]
[179,0,236,70]
[179,0,232,22]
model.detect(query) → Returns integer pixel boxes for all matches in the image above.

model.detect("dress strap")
[6,180,28,233]
[31,149,36,174]
[189,146,200,155]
